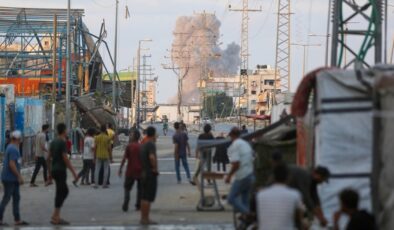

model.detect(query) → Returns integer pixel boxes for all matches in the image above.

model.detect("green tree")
[203,93,233,118]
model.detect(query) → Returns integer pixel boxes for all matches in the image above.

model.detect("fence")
[0,98,45,166]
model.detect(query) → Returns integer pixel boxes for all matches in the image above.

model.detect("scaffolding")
[331,0,383,69]
[0,7,118,100]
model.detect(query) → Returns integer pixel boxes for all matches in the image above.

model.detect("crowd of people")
[3,122,161,226]
[0,120,377,229]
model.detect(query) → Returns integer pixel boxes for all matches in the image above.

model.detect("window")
[264,80,274,86]
[44,41,49,46]
[251,90,256,95]
[260,110,266,115]
[250,110,256,114]
[251,100,256,105]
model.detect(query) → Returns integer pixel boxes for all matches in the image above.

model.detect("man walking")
[119,130,142,212]
[74,127,95,185]
[225,127,255,217]
[94,124,112,188]
[47,123,78,225]
[256,164,305,230]
[140,126,159,225]
[0,130,29,226]
[172,122,192,184]
[30,124,50,187]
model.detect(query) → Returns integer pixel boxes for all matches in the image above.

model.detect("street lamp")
[291,43,321,77]
[136,39,152,128]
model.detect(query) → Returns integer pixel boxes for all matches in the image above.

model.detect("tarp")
[373,65,394,230]
[314,69,373,222]
[15,98,44,136]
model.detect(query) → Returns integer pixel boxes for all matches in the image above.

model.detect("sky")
[2,0,394,103]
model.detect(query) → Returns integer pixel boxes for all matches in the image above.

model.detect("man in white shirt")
[225,127,255,215]
[74,128,95,185]
[256,164,305,230]
[30,124,50,187]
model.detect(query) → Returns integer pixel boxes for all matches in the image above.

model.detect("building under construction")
[0,7,106,96]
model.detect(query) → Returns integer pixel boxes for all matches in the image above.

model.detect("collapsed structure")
[0,7,119,161]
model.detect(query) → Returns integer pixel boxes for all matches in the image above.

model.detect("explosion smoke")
[170,13,241,104]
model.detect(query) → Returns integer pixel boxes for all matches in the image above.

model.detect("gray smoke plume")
[170,13,241,104]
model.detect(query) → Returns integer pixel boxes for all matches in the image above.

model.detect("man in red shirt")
[119,130,142,212]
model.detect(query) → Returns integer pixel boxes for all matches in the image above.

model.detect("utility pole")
[136,39,152,128]
[163,40,191,121]
[65,0,71,130]
[229,0,261,126]
[273,0,292,96]
[113,0,119,110]
[141,55,154,122]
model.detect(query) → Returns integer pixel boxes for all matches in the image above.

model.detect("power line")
[91,0,115,8]
[250,0,276,39]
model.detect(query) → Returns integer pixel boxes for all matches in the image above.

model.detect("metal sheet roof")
[0,7,84,34]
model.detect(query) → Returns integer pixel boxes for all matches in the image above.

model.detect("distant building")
[156,104,200,123]
[203,65,279,116]
[245,65,279,115]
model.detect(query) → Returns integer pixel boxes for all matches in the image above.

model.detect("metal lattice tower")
[331,0,383,69]
[274,0,291,93]
[241,0,249,80]
[229,0,261,117]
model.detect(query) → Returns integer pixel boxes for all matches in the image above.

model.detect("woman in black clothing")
[213,133,229,172]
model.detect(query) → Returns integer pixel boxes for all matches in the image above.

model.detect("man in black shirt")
[333,188,376,230]
[47,123,77,225]
[139,126,159,225]
[192,124,215,185]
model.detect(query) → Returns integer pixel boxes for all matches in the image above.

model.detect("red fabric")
[244,114,271,120]
[291,67,329,117]
[125,143,142,178]
[66,140,72,152]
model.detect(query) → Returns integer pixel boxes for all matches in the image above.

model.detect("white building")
[156,104,200,123]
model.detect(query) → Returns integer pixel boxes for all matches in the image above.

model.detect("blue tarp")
[15,98,44,136]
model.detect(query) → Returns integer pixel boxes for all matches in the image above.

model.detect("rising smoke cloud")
[170,13,241,104]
